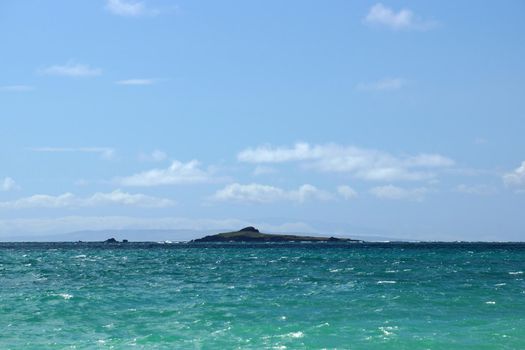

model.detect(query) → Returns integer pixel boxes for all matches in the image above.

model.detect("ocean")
[1,242,524,349]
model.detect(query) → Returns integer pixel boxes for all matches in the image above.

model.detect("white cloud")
[364,3,435,31]
[138,150,167,162]
[212,183,333,204]
[1,85,35,92]
[1,177,17,192]
[238,143,454,182]
[118,160,212,186]
[0,190,174,209]
[106,0,159,17]
[239,142,314,163]
[503,161,525,191]
[370,185,428,201]
[116,79,156,86]
[357,78,406,91]
[0,193,76,209]
[106,0,145,16]
[337,185,358,199]
[84,190,174,207]
[292,184,333,202]
[30,147,115,160]
[456,184,498,196]
[40,62,102,77]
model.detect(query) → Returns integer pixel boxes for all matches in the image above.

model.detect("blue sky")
[1,0,524,241]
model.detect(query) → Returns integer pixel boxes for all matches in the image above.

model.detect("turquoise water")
[1,242,524,349]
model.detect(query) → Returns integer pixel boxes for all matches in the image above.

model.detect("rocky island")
[103,238,128,243]
[192,226,360,243]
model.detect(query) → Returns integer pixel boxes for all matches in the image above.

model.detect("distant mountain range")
[1,228,407,242]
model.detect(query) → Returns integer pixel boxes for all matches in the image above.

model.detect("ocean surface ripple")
[1,242,524,349]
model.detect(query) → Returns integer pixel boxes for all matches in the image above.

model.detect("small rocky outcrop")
[104,238,118,243]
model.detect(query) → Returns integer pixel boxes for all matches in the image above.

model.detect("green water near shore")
[1,242,524,349]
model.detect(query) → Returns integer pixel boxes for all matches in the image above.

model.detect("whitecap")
[314,322,329,328]
[58,293,73,300]
[379,326,397,337]
[287,331,304,339]
[377,280,396,284]
[485,301,496,304]
[509,271,523,275]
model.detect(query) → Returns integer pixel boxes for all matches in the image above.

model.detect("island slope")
[192,226,360,243]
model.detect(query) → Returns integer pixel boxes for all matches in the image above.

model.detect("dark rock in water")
[122,239,129,243]
[191,227,361,243]
[104,238,118,243]
[239,226,259,233]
